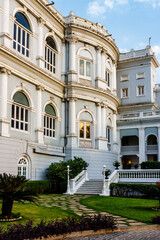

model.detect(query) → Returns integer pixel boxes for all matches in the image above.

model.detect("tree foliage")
[0,173,38,217]
[46,157,89,181]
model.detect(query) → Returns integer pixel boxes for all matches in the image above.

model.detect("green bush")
[24,180,57,194]
[46,157,89,181]
[141,161,160,169]
[110,183,159,199]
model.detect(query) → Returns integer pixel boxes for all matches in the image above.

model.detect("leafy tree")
[46,157,89,181]
[0,173,38,218]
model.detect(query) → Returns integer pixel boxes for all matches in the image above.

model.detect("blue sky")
[52,0,160,82]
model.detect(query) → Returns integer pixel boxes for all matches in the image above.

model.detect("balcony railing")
[121,146,139,152]
[79,140,92,148]
[146,145,158,151]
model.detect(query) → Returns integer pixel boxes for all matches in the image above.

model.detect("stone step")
[75,179,104,195]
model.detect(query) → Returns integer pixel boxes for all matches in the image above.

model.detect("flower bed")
[0,214,116,240]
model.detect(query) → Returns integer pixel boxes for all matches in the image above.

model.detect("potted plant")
[113,161,120,170]
[105,169,111,179]
[134,163,139,169]
[127,163,133,169]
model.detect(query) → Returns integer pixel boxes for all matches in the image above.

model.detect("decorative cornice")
[36,85,45,91]
[0,67,11,75]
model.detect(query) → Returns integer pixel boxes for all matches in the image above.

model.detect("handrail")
[69,170,89,194]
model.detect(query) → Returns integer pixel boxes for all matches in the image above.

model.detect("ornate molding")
[36,85,45,91]
[37,17,45,26]
[0,67,11,75]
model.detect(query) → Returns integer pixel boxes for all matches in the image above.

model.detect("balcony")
[121,146,139,153]
[146,145,158,152]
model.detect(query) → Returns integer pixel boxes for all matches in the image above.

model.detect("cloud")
[152,45,160,56]
[134,0,160,8]
[87,1,106,16]
[104,0,114,9]
[119,48,128,52]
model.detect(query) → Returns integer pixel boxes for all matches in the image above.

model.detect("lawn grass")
[80,196,160,224]
[0,195,75,230]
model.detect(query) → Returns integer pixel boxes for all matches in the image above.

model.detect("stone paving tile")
[71,230,160,240]
[126,219,138,223]
[129,222,147,226]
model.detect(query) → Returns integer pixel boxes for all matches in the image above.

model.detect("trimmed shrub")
[110,183,159,199]
[0,214,116,240]
[24,180,66,194]
[24,180,57,194]
[152,215,160,224]
[46,157,89,181]
[141,161,160,169]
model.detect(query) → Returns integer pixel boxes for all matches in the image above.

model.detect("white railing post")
[65,165,72,195]
[85,170,89,181]
[100,165,107,196]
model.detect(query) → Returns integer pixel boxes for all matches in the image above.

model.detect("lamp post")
[66,165,71,194]
[101,165,107,196]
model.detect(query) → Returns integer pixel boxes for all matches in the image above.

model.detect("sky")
[51,0,160,82]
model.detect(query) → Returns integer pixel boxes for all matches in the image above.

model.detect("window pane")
[80,122,84,138]
[25,109,28,122]
[15,12,30,31]
[13,92,29,106]
[13,23,17,40]
[23,167,26,177]
[18,167,21,176]
[86,123,91,139]
[86,62,91,77]
[80,60,84,75]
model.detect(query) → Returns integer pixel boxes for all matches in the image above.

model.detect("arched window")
[105,61,111,87]
[79,49,92,79]
[11,91,30,131]
[44,104,56,138]
[79,111,92,148]
[13,12,31,57]
[147,135,157,145]
[45,37,57,74]
[106,118,112,146]
[18,157,28,178]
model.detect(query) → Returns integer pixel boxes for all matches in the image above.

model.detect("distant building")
[0,0,159,180]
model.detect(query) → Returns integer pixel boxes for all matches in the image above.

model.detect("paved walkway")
[39,195,147,228]
[71,229,160,240]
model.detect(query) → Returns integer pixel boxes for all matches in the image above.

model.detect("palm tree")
[0,173,38,217]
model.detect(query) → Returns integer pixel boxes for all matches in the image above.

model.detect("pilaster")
[68,38,77,83]
[158,127,160,162]
[61,98,66,146]
[35,85,44,144]
[1,0,11,48]
[0,67,11,137]
[112,111,118,152]
[139,127,145,164]
[37,18,45,68]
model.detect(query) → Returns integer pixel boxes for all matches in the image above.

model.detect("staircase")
[75,179,103,195]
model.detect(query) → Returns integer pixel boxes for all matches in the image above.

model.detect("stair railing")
[70,170,89,194]
[100,170,119,196]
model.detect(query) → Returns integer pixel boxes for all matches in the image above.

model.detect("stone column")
[0,67,11,137]
[96,102,101,138]
[96,46,101,80]
[112,111,118,152]
[112,62,117,96]
[158,127,160,162]
[139,127,145,164]
[1,0,11,47]
[36,85,44,144]
[37,18,45,68]
[61,98,66,146]
[101,105,106,138]
[67,98,77,147]
[61,39,66,82]
[68,38,77,82]
[101,51,106,81]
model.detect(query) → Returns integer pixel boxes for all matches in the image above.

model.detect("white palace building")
[0,0,160,182]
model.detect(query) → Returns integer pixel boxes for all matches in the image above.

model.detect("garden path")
[38,195,147,228]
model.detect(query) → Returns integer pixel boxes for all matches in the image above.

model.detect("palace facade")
[0,0,159,180]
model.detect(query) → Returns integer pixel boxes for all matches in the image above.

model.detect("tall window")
[121,88,128,98]
[11,92,29,131]
[106,127,111,143]
[44,104,56,138]
[105,70,110,87]
[137,86,144,96]
[18,158,28,178]
[79,122,91,139]
[45,37,57,74]
[79,49,92,79]
[13,12,31,57]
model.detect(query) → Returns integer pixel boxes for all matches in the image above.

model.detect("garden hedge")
[24,180,67,194]
[141,161,160,169]
[110,183,159,199]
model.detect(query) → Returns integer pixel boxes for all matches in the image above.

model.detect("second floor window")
[80,60,91,77]
[79,122,91,139]
[105,70,110,87]
[13,12,31,57]
[44,104,56,138]
[45,37,57,74]
[137,86,144,96]
[11,91,30,131]
[122,88,128,98]
[106,127,111,143]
